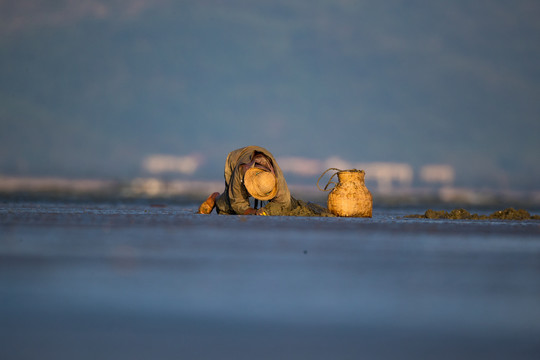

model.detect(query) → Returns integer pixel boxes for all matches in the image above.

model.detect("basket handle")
[316,168,342,192]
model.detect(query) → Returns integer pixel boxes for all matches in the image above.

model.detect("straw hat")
[244,168,277,201]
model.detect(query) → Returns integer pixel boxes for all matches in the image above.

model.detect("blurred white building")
[277,157,323,176]
[420,164,455,185]
[356,162,413,192]
[323,156,354,171]
[143,154,201,175]
[278,155,413,193]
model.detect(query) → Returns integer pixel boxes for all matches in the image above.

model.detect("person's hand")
[256,208,268,216]
[243,208,257,215]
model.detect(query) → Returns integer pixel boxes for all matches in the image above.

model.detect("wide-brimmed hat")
[244,167,278,201]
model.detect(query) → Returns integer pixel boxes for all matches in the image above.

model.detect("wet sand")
[1,201,540,359]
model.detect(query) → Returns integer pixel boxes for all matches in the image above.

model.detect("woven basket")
[317,168,372,217]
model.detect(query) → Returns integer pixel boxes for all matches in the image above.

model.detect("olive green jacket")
[215,145,292,215]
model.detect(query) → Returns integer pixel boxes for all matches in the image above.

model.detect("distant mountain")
[1,0,539,189]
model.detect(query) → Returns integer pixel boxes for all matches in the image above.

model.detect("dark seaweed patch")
[405,207,540,220]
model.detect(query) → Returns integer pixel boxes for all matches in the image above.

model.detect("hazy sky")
[1,0,539,189]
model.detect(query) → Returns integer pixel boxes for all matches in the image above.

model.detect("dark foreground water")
[1,201,540,360]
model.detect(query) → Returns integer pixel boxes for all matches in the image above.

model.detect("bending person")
[198,145,292,215]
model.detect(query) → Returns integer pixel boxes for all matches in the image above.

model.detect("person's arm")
[229,169,253,214]
[266,175,292,208]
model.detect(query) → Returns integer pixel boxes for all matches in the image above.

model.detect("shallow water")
[1,201,540,359]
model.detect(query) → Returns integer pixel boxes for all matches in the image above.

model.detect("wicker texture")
[244,167,277,201]
[318,168,372,217]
